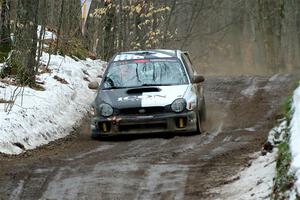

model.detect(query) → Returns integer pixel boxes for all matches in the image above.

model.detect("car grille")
[119,122,167,132]
[118,106,166,115]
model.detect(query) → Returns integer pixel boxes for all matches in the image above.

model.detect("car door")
[181,52,204,110]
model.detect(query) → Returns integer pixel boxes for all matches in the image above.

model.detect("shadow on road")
[92,131,201,142]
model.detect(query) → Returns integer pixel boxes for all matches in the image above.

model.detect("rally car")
[89,49,206,137]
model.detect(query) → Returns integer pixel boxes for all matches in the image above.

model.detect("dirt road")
[0,75,295,200]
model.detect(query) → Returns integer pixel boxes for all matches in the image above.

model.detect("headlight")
[99,103,113,117]
[171,98,186,113]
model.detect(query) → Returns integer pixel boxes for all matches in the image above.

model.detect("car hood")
[95,85,192,109]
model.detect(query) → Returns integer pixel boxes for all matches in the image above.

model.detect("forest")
[1,1,300,199]
[0,0,299,87]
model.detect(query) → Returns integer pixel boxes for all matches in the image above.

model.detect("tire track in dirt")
[0,74,295,200]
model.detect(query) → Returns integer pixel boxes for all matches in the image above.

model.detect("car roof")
[112,49,182,62]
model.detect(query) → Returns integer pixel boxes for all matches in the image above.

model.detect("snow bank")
[213,151,276,200]
[211,122,286,200]
[0,53,105,154]
[290,85,300,193]
[268,120,288,145]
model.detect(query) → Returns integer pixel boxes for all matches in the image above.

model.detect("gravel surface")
[0,75,294,200]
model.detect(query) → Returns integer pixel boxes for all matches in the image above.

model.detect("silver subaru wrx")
[89,49,206,137]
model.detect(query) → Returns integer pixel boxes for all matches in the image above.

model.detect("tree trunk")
[0,0,11,56]
[0,0,10,44]
[103,1,115,60]
[55,0,65,54]
[14,0,40,86]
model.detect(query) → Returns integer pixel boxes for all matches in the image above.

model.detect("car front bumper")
[91,111,198,135]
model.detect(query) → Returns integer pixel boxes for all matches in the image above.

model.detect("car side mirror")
[193,75,205,83]
[88,81,99,90]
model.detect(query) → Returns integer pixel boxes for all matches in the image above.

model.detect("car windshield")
[102,58,189,89]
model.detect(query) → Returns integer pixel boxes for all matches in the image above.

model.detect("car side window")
[181,53,195,79]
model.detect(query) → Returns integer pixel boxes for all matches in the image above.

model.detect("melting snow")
[136,164,188,200]
[64,145,114,161]
[244,127,256,132]
[290,85,300,195]
[9,180,25,200]
[212,120,290,199]
[213,151,276,200]
[241,78,258,97]
[268,120,287,145]
[0,53,105,154]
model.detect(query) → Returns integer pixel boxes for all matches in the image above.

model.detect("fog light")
[103,123,107,132]
[99,122,111,132]
[176,117,187,128]
[180,118,184,128]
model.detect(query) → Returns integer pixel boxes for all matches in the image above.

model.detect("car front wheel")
[197,111,205,134]
[196,97,206,133]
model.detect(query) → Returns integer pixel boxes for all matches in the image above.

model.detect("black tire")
[197,111,204,134]
[197,98,206,134]
[200,98,206,123]
[91,130,100,140]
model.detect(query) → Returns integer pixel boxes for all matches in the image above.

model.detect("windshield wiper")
[103,86,126,90]
[141,83,159,86]
[141,83,172,86]
[103,84,173,90]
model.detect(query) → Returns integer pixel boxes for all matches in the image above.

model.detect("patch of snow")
[9,180,25,200]
[268,74,290,82]
[212,151,276,200]
[244,127,256,132]
[289,188,298,200]
[173,143,196,154]
[241,78,258,97]
[42,160,140,199]
[269,74,280,82]
[268,120,288,145]
[264,74,291,92]
[64,145,114,161]
[136,164,188,200]
[223,136,232,142]
[204,122,223,145]
[290,85,300,194]
[0,53,106,154]
[212,121,288,199]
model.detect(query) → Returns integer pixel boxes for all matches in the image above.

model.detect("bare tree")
[1,0,300,81]
[55,0,65,54]
[14,0,40,86]
[90,0,173,60]
[0,0,11,59]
